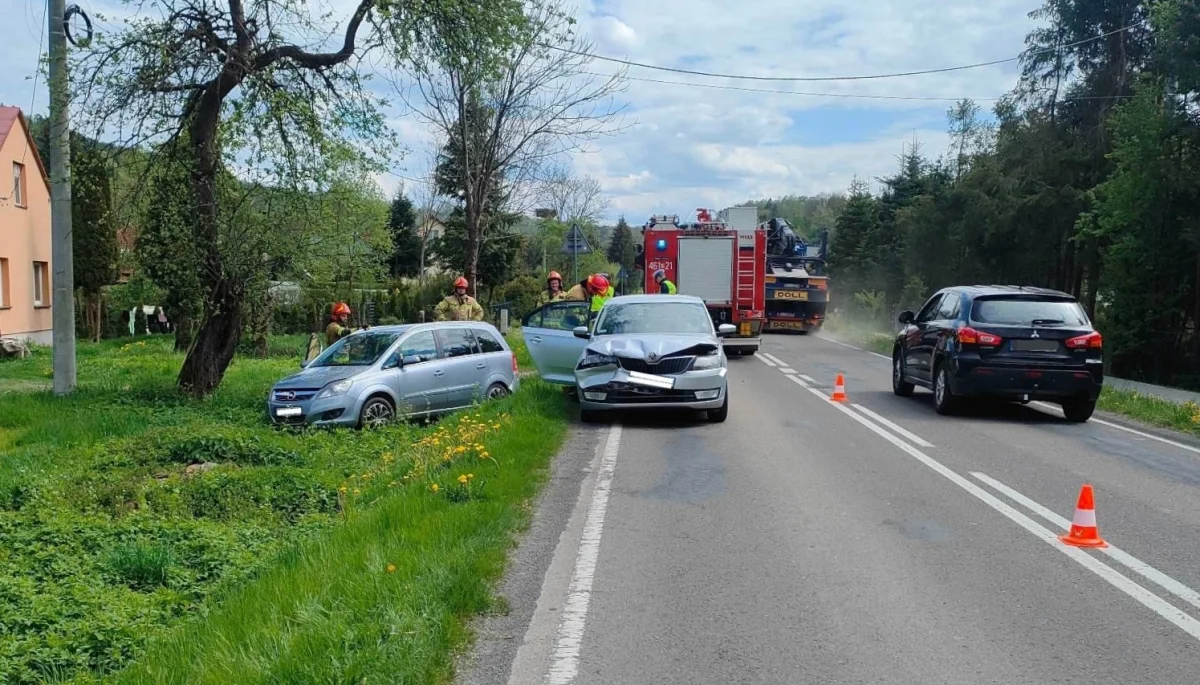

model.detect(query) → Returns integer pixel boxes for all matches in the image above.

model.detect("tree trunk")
[178,284,243,397]
[466,206,481,295]
[173,310,192,352]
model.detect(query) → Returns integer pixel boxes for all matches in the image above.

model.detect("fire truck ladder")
[736,246,757,305]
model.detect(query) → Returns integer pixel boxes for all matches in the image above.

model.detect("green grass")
[1097,386,1200,436]
[0,333,568,683]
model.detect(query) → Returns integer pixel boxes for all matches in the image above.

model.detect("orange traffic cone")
[831,374,848,403]
[1059,484,1107,548]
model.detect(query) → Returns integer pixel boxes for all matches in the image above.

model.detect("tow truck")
[761,218,830,333]
[640,208,766,355]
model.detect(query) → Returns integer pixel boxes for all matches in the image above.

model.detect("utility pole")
[48,0,77,394]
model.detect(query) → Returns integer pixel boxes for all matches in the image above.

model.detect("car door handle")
[531,336,543,343]
[476,363,487,369]
[433,370,445,376]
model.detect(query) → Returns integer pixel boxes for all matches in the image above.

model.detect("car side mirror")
[381,353,401,370]
[299,359,311,369]
[898,310,915,325]
[572,325,590,339]
[717,323,737,337]
[402,354,421,366]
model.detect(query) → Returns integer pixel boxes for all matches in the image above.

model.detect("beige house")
[0,106,52,344]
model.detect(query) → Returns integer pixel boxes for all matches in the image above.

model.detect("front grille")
[273,389,317,402]
[603,388,697,403]
[617,357,693,375]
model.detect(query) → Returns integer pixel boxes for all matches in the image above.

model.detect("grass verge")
[1096,386,1200,437]
[0,333,568,683]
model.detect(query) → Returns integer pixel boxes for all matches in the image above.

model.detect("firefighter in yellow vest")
[434,277,485,321]
[653,269,677,294]
[537,270,568,305]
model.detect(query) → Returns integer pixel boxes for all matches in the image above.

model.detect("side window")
[936,293,961,320]
[399,331,439,364]
[915,294,945,323]
[438,328,479,358]
[474,328,504,354]
[528,301,590,331]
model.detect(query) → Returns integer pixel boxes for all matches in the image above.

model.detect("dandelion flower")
[339,485,348,493]
[455,446,467,454]
[353,488,361,495]
[467,473,475,480]
[431,483,439,493]
[457,474,469,484]
[386,563,397,574]
[480,451,490,459]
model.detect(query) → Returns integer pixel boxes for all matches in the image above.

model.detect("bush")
[494,275,544,321]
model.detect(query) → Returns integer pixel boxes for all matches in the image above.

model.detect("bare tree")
[405,0,627,289]
[539,162,610,224]
[407,148,455,286]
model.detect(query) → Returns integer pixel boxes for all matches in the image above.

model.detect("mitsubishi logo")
[1030,330,1040,338]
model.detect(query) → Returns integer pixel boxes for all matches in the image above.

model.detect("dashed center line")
[754,353,777,367]
[761,352,787,367]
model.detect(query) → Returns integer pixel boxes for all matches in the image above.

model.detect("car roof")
[354,321,501,335]
[943,285,1077,300]
[602,294,706,306]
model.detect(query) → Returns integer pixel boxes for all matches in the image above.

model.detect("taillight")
[958,326,1001,347]
[1066,332,1103,350]
[512,352,519,372]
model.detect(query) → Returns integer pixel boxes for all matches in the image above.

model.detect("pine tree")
[387,190,422,278]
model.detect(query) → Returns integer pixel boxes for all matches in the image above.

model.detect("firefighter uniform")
[538,290,568,305]
[325,321,351,346]
[434,294,485,321]
[563,283,588,301]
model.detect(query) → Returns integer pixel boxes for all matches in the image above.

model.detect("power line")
[583,71,1135,103]
[552,20,1145,83]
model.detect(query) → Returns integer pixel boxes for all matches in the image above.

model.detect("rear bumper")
[721,335,761,351]
[951,362,1103,401]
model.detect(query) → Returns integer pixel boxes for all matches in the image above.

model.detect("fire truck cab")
[641,208,766,355]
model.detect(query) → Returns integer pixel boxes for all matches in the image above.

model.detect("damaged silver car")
[522,294,734,423]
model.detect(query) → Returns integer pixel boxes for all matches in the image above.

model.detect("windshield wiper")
[1031,319,1065,326]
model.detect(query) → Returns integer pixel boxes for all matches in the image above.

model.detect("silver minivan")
[267,322,520,427]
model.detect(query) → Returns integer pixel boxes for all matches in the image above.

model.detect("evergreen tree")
[387,190,422,278]
[606,216,635,271]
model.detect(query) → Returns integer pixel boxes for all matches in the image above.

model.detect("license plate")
[627,370,675,389]
[773,290,808,301]
[1011,339,1059,353]
[275,406,302,418]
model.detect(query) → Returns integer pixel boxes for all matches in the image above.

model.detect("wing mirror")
[299,359,311,369]
[717,323,737,337]
[573,325,591,339]
[898,310,915,325]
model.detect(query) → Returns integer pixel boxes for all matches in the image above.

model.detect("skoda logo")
[278,390,296,401]
[648,353,658,362]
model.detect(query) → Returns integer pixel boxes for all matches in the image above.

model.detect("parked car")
[267,322,519,428]
[891,285,1103,422]
[521,294,735,423]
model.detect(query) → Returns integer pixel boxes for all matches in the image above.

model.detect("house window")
[0,258,9,307]
[12,162,24,207]
[33,261,49,307]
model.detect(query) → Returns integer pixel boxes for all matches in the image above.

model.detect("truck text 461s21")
[638,207,766,355]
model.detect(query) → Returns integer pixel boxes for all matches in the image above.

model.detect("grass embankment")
[0,331,566,683]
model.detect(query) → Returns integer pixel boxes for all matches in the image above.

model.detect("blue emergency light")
[655,239,668,251]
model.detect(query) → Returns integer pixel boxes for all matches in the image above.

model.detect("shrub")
[106,542,174,590]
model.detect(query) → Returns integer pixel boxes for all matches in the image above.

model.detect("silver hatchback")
[267,322,520,427]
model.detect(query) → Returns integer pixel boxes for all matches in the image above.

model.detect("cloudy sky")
[0,0,1044,222]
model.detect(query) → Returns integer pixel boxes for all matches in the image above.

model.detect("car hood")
[586,334,719,359]
[273,365,364,390]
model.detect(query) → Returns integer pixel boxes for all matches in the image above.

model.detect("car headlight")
[317,379,354,399]
[691,354,722,370]
[578,352,618,369]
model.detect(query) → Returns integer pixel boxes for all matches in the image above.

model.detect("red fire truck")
[640,208,767,355]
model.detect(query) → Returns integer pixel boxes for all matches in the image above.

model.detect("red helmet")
[453,276,469,289]
[547,270,562,282]
[586,274,610,295]
[332,302,351,317]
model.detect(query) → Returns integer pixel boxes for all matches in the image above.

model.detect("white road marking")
[816,333,891,360]
[787,381,1200,643]
[779,367,797,374]
[798,374,817,384]
[971,471,1200,613]
[788,374,810,389]
[761,352,787,366]
[547,424,622,685]
[849,404,935,447]
[1033,401,1200,456]
[754,353,778,367]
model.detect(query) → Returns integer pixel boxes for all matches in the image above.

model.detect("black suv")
[891,286,1103,422]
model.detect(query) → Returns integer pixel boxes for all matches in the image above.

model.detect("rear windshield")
[970,297,1089,326]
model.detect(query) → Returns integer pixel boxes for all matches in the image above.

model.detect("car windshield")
[312,331,402,367]
[971,297,1089,326]
[594,302,713,336]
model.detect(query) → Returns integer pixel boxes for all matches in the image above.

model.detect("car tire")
[933,363,959,416]
[892,351,915,398]
[708,391,729,423]
[1061,399,1096,423]
[485,382,510,401]
[358,396,395,429]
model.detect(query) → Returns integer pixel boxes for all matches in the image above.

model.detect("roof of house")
[0,106,49,187]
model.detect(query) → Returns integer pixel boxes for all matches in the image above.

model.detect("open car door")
[522,300,592,385]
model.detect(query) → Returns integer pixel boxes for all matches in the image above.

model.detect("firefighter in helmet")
[538,270,567,305]
[434,276,485,321]
[564,274,612,322]
[325,302,354,346]
[653,269,677,294]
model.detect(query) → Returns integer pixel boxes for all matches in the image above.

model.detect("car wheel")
[359,396,395,429]
[1061,399,1096,423]
[708,391,729,423]
[933,364,959,416]
[485,382,510,401]
[892,351,915,397]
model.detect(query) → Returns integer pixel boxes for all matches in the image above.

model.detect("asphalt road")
[458,333,1200,684]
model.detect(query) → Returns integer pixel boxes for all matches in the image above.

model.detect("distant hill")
[737,194,846,240]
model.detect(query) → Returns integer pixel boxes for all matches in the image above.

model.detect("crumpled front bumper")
[575,365,727,411]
